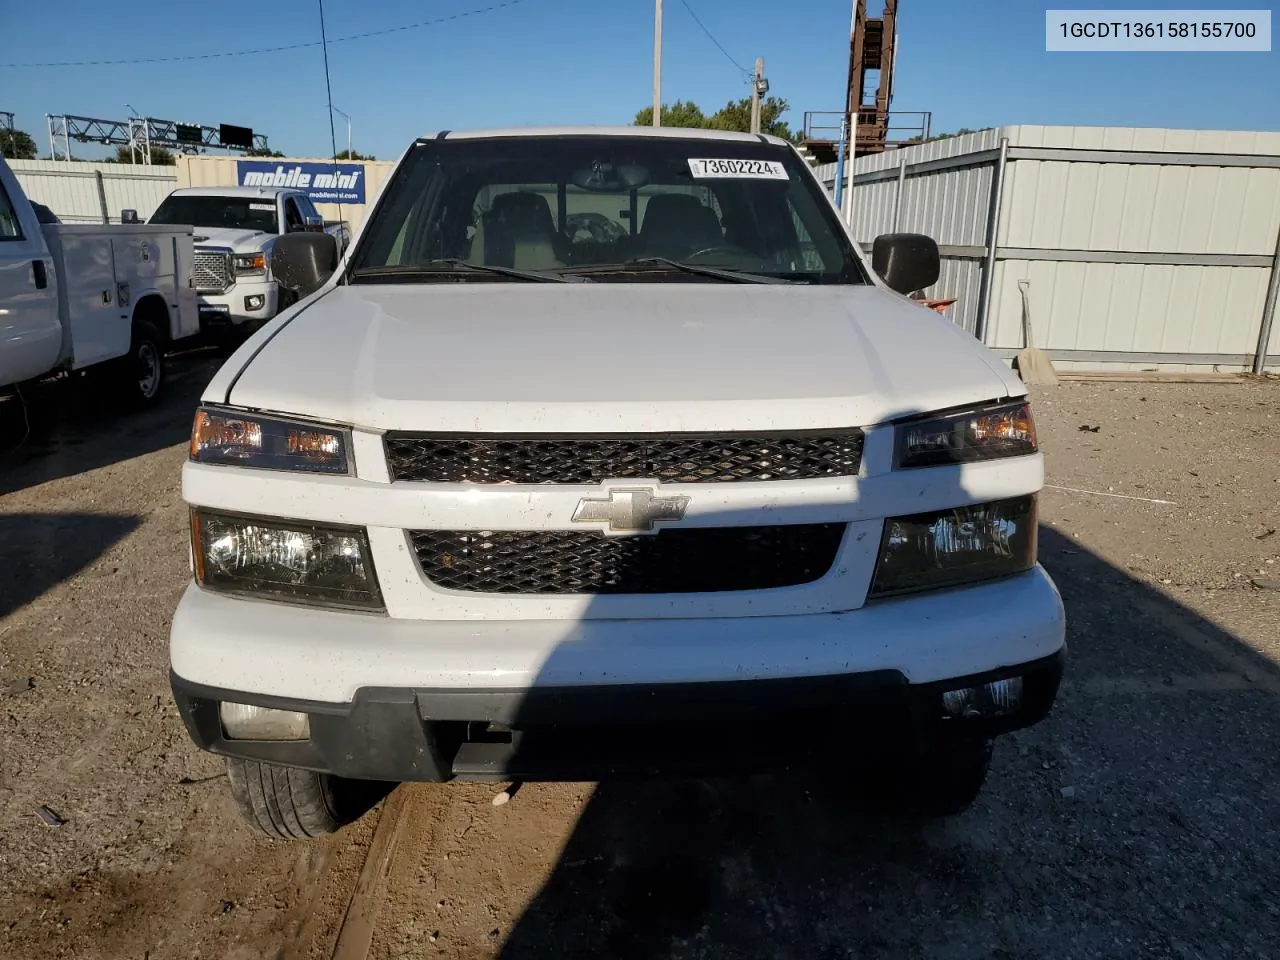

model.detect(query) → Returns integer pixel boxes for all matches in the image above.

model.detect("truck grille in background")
[384,432,866,484]
[192,252,231,292]
[408,524,846,594]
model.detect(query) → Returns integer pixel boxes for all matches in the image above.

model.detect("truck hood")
[219,283,1024,432]
[192,227,273,252]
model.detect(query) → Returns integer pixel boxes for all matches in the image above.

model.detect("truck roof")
[166,186,294,199]
[427,125,792,147]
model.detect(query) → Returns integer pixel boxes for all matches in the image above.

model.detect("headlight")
[233,253,267,275]
[868,495,1037,599]
[190,407,350,474]
[895,401,1036,469]
[191,510,383,610]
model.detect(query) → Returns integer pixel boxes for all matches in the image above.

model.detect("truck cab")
[149,186,342,338]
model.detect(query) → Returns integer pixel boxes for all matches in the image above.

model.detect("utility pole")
[750,58,769,135]
[652,0,663,126]
[332,105,352,159]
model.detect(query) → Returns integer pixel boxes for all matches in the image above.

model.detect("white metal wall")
[9,159,178,223]
[815,124,1280,372]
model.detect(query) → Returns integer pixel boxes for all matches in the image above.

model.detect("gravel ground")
[1,365,1277,960]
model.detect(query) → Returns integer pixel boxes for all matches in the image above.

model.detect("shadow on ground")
[0,348,225,498]
[492,526,1280,960]
[0,512,142,619]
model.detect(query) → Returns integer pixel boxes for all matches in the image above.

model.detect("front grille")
[193,251,231,292]
[384,432,865,484]
[409,524,846,594]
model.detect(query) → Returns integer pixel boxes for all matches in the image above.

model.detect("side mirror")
[121,209,139,224]
[271,233,339,300]
[871,232,940,295]
[300,214,325,233]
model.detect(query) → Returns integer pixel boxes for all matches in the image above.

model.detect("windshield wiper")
[349,259,590,283]
[562,257,795,284]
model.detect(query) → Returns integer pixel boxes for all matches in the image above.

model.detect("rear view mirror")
[121,209,139,224]
[271,233,339,300]
[871,232,940,295]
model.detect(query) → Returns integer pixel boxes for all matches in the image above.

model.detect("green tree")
[245,146,286,158]
[706,96,797,142]
[107,144,176,165]
[333,149,375,161]
[633,96,799,141]
[2,128,39,160]
[632,100,707,128]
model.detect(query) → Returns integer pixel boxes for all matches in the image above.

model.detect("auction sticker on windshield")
[688,158,789,179]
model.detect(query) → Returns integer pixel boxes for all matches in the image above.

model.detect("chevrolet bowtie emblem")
[571,487,691,534]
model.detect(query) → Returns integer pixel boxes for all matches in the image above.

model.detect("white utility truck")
[0,157,199,405]
[169,127,1067,839]
[146,186,348,339]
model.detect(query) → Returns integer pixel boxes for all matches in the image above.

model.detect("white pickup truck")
[146,186,348,339]
[169,126,1067,839]
[0,157,199,405]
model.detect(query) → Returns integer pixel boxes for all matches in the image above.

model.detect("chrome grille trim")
[193,247,233,293]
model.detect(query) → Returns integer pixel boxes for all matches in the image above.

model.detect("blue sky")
[2,0,1277,161]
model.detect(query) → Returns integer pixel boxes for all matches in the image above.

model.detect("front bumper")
[171,651,1064,782]
[169,566,1067,782]
[197,278,278,329]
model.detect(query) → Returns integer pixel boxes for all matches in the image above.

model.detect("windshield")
[349,135,868,284]
[149,195,279,233]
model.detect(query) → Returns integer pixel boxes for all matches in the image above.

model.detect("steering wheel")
[684,244,748,261]
[682,244,777,271]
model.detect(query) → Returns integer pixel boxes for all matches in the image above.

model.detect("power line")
[318,0,340,162]
[1,0,530,69]
[318,0,342,222]
[676,0,751,78]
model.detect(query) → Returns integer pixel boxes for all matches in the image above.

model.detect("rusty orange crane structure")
[802,0,930,163]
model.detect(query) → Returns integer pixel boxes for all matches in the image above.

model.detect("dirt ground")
[1,357,1278,960]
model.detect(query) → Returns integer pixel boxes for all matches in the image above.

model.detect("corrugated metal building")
[9,159,178,223]
[818,125,1280,373]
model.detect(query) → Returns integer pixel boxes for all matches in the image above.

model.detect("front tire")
[226,758,378,839]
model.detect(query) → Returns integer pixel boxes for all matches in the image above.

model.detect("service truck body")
[0,157,198,402]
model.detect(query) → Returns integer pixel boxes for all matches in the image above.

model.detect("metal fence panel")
[1004,124,1280,155]
[988,259,1272,357]
[897,162,993,246]
[1002,154,1280,255]
[814,124,1280,371]
[935,258,984,335]
[9,159,177,223]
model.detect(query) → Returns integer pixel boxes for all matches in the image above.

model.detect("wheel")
[106,321,164,408]
[900,738,993,817]
[225,758,389,839]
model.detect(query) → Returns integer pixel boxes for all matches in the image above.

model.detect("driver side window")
[284,198,304,232]
[0,182,23,240]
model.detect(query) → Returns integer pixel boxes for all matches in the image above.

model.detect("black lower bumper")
[171,651,1064,783]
